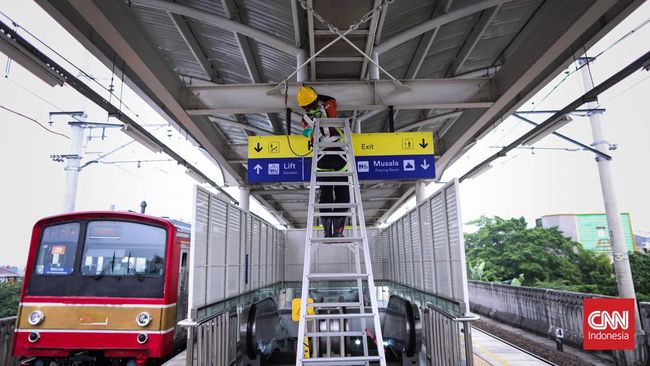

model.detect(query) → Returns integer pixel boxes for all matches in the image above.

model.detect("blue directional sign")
[247,133,435,183]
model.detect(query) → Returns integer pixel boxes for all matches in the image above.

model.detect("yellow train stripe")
[18,305,177,331]
[15,328,176,334]
[20,302,177,308]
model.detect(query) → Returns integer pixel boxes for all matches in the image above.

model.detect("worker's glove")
[303,127,313,138]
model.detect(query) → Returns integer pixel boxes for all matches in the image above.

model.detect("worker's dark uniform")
[302,95,349,237]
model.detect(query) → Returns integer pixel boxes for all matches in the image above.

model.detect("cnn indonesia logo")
[583,298,635,350]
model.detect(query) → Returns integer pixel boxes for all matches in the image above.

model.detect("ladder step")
[305,313,374,320]
[302,356,381,364]
[314,212,353,217]
[316,181,350,186]
[318,119,348,127]
[317,142,349,148]
[311,237,364,243]
[308,273,368,280]
[317,150,348,156]
[314,203,357,209]
[305,331,365,337]
[315,171,353,178]
[310,302,363,308]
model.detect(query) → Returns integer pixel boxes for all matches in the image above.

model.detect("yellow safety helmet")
[296,86,318,107]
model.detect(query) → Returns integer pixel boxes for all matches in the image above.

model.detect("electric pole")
[577,58,642,362]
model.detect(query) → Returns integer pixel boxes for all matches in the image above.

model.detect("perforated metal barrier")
[189,186,285,317]
[375,179,470,315]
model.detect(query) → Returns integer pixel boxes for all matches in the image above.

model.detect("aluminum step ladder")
[296,118,386,366]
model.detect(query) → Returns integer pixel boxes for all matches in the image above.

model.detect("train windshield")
[35,222,80,275]
[80,221,166,277]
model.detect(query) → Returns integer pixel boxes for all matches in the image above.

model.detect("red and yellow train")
[13,211,191,366]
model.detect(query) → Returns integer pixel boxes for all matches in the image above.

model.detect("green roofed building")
[536,213,637,255]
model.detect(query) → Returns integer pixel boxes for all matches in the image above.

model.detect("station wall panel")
[190,186,285,318]
[380,179,470,314]
[226,205,242,298]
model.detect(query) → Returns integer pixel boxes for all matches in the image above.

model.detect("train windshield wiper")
[126,252,144,281]
[94,251,116,280]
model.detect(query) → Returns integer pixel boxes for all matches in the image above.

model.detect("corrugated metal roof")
[87,0,584,226]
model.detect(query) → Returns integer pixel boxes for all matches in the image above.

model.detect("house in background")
[0,266,22,284]
[536,213,637,256]
[634,232,650,253]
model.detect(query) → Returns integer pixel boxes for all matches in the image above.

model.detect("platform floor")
[165,328,553,366]
[472,327,551,365]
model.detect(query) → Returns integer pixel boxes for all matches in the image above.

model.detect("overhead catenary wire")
[0,104,70,139]
[497,16,650,144]
[0,18,238,203]
[0,11,145,125]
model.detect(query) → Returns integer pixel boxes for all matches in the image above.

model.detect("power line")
[497,17,650,144]
[596,74,650,108]
[0,104,70,139]
[0,11,145,124]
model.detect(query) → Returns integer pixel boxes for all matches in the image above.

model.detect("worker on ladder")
[297,86,349,237]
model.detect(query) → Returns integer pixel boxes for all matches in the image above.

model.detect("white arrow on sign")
[253,164,263,174]
[421,160,430,170]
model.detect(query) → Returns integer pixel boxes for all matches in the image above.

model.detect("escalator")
[240,295,422,365]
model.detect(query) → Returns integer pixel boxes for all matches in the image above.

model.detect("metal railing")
[423,305,478,366]
[0,316,17,366]
[468,281,649,365]
[181,310,237,366]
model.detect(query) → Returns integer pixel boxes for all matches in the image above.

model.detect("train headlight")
[137,333,148,344]
[136,312,152,327]
[28,332,40,343]
[28,311,45,326]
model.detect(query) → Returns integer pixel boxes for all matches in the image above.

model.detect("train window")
[35,222,80,275]
[80,221,167,277]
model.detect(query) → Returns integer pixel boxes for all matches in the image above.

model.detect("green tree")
[0,280,22,318]
[629,252,650,302]
[465,216,617,295]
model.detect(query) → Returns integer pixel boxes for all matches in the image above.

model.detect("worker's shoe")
[322,217,333,237]
[333,217,346,237]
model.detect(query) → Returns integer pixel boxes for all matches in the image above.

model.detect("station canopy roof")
[38,0,642,227]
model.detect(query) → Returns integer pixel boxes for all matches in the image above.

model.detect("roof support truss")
[444,5,501,77]
[220,0,284,135]
[186,78,495,115]
[168,13,219,82]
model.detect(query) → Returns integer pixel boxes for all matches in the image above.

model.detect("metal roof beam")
[375,0,515,54]
[128,0,300,55]
[220,0,284,135]
[185,78,494,115]
[168,13,218,82]
[58,0,246,184]
[307,0,316,81]
[445,5,500,77]
[436,0,642,177]
[404,0,454,80]
[360,0,384,78]
[291,0,302,47]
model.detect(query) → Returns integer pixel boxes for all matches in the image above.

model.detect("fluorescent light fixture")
[465,163,493,180]
[0,32,66,87]
[522,115,573,146]
[121,125,163,153]
[185,168,208,184]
